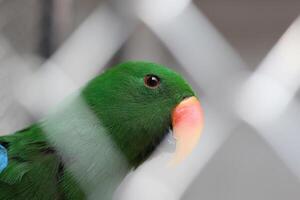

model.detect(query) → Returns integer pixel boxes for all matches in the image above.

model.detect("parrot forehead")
[117,61,180,78]
[0,144,8,173]
[115,61,193,91]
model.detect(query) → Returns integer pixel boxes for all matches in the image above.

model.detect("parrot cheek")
[170,96,204,165]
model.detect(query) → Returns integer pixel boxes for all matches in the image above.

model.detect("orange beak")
[170,96,204,165]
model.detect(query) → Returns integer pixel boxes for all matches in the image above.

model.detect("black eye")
[144,75,160,88]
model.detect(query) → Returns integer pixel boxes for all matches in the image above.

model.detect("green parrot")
[0,61,204,200]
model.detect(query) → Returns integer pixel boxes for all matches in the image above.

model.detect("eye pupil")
[144,75,160,88]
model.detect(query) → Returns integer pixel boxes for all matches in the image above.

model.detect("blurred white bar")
[132,0,191,25]
[236,17,300,179]
[0,35,39,133]
[259,17,300,93]
[15,62,77,116]
[256,100,300,179]
[51,3,136,86]
[141,3,247,91]
[14,3,137,116]
[43,96,128,200]
[237,17,300,125]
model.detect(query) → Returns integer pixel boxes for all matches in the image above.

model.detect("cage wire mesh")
[0,0,300,200]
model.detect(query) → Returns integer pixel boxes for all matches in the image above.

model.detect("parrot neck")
[43,96,131,197]
[110,125,170,168]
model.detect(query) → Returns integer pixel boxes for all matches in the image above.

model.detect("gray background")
[0,1,300,200]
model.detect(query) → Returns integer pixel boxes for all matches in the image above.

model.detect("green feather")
[0,61,196,199]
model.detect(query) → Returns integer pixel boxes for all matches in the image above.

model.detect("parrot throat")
[129,126,170,168]
[101,117,172,169]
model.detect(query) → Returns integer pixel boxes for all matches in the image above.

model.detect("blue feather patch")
[0,144,8,173]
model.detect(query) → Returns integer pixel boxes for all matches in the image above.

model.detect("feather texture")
[0,61,196,199]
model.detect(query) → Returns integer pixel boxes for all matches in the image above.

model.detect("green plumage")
[0,126,66,200]
[0,61,195,199]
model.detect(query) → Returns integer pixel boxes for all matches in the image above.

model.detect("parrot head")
[82,61,204,167]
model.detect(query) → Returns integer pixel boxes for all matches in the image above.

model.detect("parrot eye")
[144,75,160,89]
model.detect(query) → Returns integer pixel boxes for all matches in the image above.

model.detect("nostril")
[182,95,192,101]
